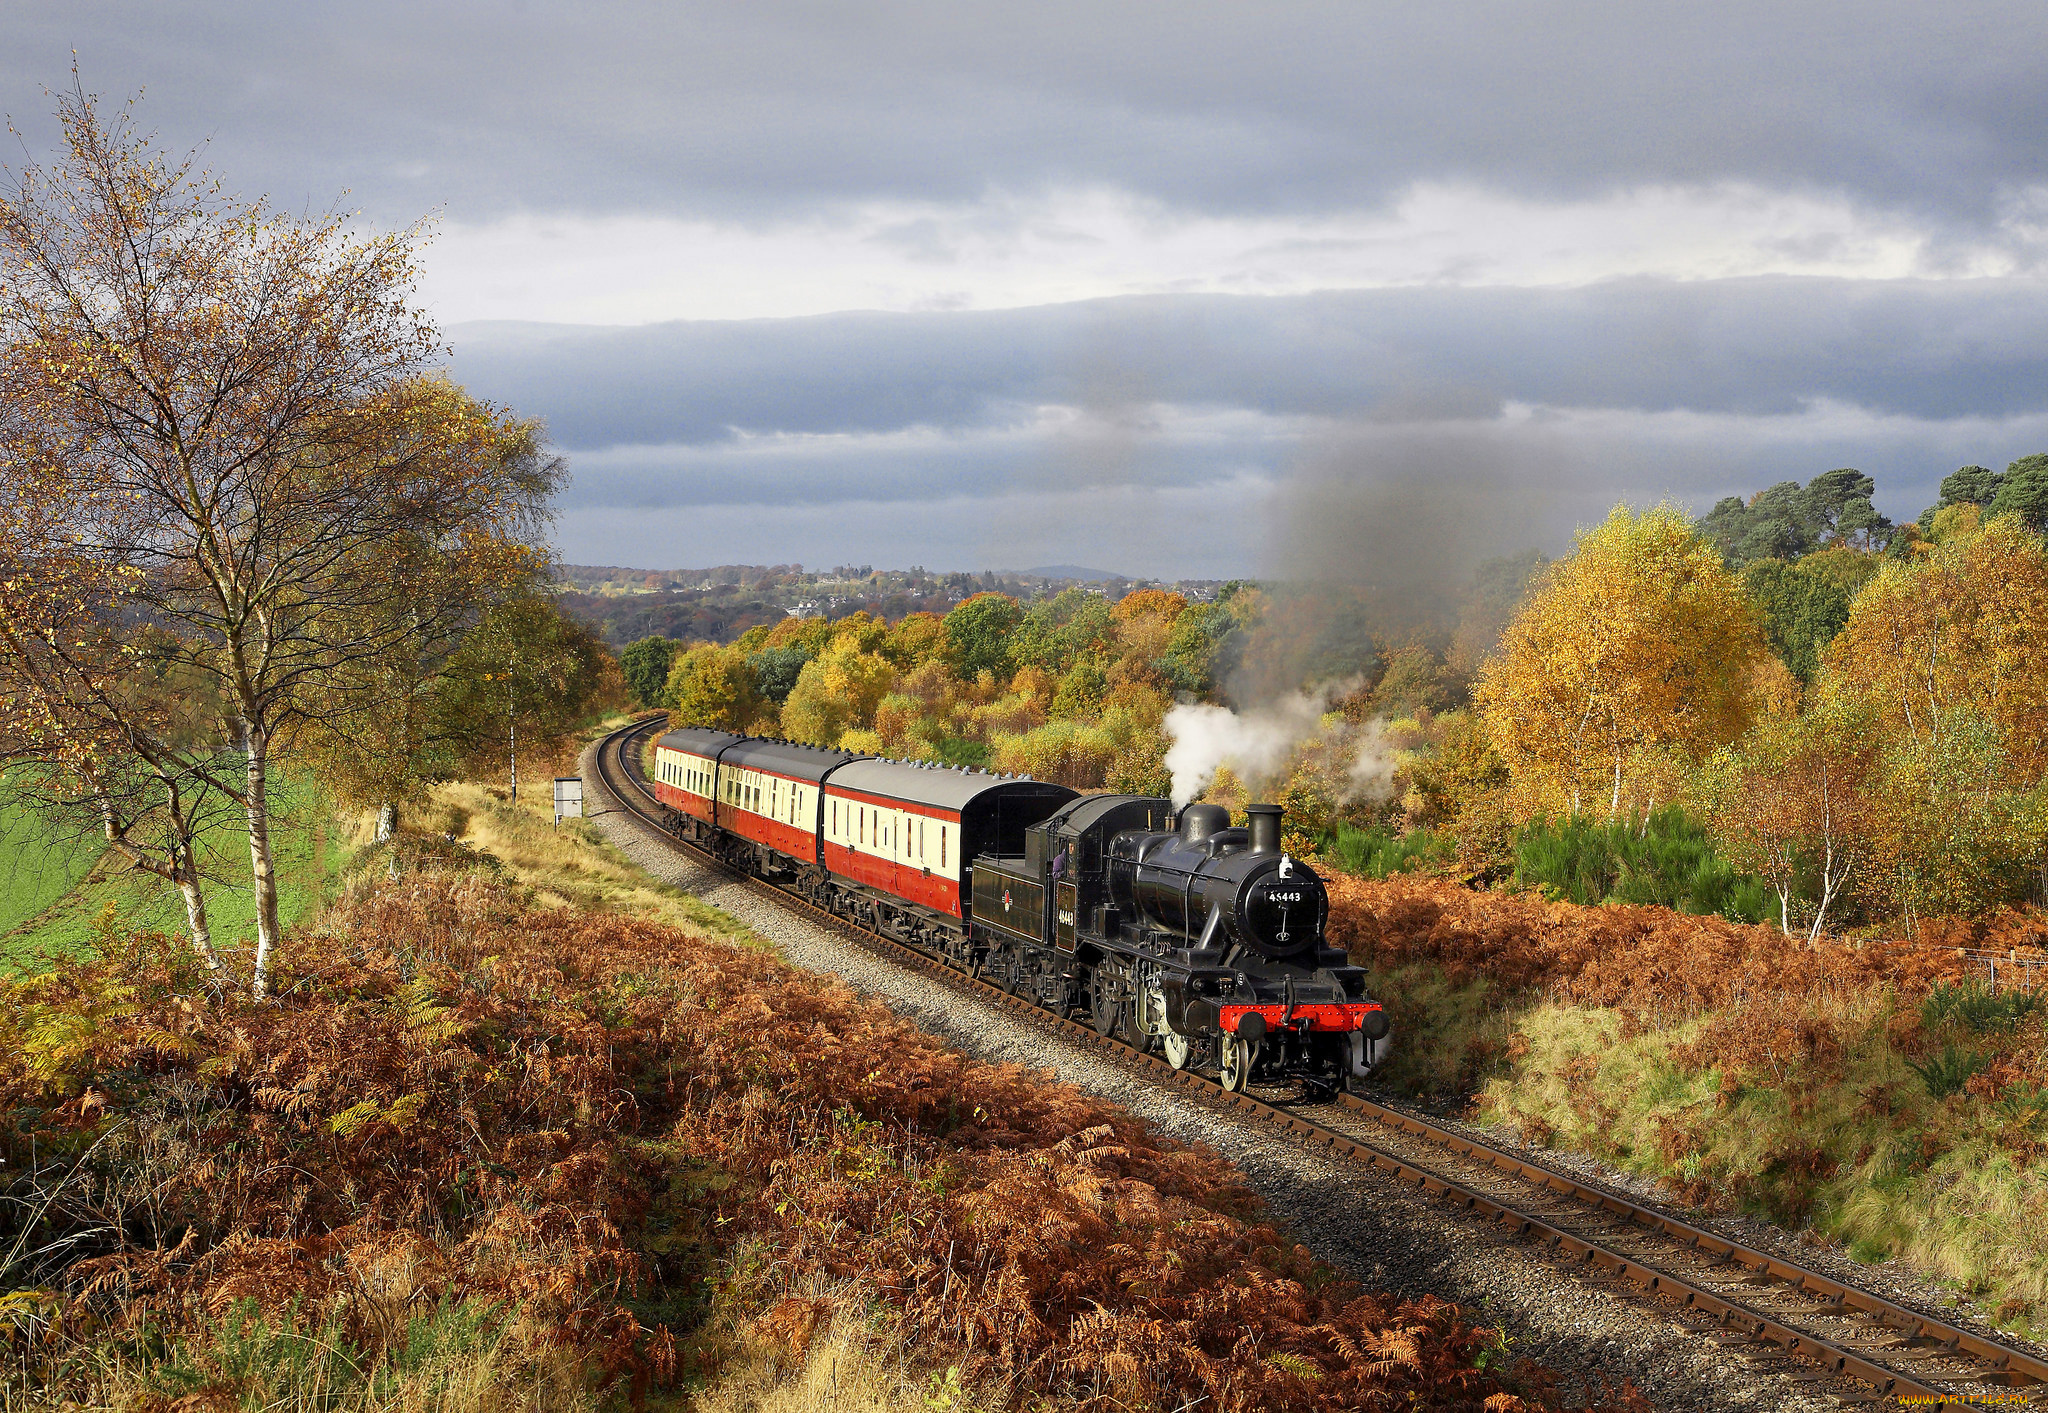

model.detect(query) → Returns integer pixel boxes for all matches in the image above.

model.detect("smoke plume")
[1347,718,1399,800]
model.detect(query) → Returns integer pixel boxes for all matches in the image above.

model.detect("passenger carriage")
[819,758,1072,962]
[648,727,744,840]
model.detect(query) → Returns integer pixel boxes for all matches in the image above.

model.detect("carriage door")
[1054,882,1078,953]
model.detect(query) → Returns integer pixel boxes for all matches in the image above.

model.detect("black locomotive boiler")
[649,727,1391,1095]
[973,796,1391,1094]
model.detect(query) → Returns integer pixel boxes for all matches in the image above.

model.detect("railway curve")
[591,716,2048,1412]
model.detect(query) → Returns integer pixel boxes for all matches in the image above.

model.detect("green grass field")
[0,773,354,971]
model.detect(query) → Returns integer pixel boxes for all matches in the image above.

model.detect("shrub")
[1320,825,1452,879]
[2,875,1627,1413]
[1907,1041,1991,1099]
[1922,979,2045,1035]
[1513,807,1774,923]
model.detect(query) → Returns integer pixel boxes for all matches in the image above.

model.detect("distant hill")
[1022,564,1125,582]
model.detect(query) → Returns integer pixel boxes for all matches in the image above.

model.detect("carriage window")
[939,825,946,868]
[860,807,866,844]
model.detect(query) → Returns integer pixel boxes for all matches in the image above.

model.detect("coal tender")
[971,796,1392,1095]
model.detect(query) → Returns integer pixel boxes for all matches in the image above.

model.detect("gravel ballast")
[581,740,1865,1410]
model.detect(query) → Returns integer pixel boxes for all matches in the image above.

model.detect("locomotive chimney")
[1245,803,1282,855]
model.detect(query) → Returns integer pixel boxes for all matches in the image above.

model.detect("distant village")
[554,562,1228,646]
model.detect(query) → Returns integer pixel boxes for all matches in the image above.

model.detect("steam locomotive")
[648,726,1392,1094]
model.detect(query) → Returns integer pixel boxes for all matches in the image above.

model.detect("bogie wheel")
[1163,1031,1194,1070]
[1219,1035,1258,1093]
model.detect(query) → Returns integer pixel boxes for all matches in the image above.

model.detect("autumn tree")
[433,592,619,791]
[0,527,234,965]
[665,644,765,732]
[0,87,558,991]
[1709,700,1879,939]
[1862,709,2048,923]
[882,611,949,668]
[1828,513,2048,782]
[1110,589,1187,660]
[1477,505,1766,819]
[780,635,898,747]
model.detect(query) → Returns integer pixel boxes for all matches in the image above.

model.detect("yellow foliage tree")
[779,636,898,746]
[1111,589,1187,660]
[883,611,948,667]
[1828,514,2048,783]
[664,646,762,731]
[1477,505,1765,819]
[1708,698,1880,940]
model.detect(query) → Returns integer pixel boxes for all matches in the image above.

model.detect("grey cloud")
[7,1,2048,228]
[449,278,2048,453]
[442,280,2048,571]
[537,404,2048,578]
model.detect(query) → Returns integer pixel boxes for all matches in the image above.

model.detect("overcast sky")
[11,2,2048,577]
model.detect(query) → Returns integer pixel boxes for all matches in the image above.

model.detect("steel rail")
[591,718,2044,1411]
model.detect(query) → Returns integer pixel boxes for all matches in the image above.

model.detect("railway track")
[593,717,2048,1411]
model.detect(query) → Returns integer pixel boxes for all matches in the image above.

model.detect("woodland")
[637,464,2048,945]
[638,469,2048,1332]
[8,67,2048,1413]
[0,85,1657,1413]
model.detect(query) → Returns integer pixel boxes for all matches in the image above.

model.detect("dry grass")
[420,778,760,947]
[2,871,1631,1413]
[688,1305,999,1413]
[0,1306,599,1413]
[1329,876,2048,1331]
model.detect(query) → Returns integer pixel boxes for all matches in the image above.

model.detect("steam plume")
[1162,692,1330,806]
[1163,686,1405,810]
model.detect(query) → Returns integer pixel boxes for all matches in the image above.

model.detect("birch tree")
[1829,513,2048,783]
[1710,701,1878,940]
[1477,505,1765,821]
[0,86,557,993]
[0,511,234,966]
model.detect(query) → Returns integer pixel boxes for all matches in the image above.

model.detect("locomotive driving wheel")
[1089,970,1125,1038]
[1219,1034,1258,1093]
[1163,1031,1194,1070]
